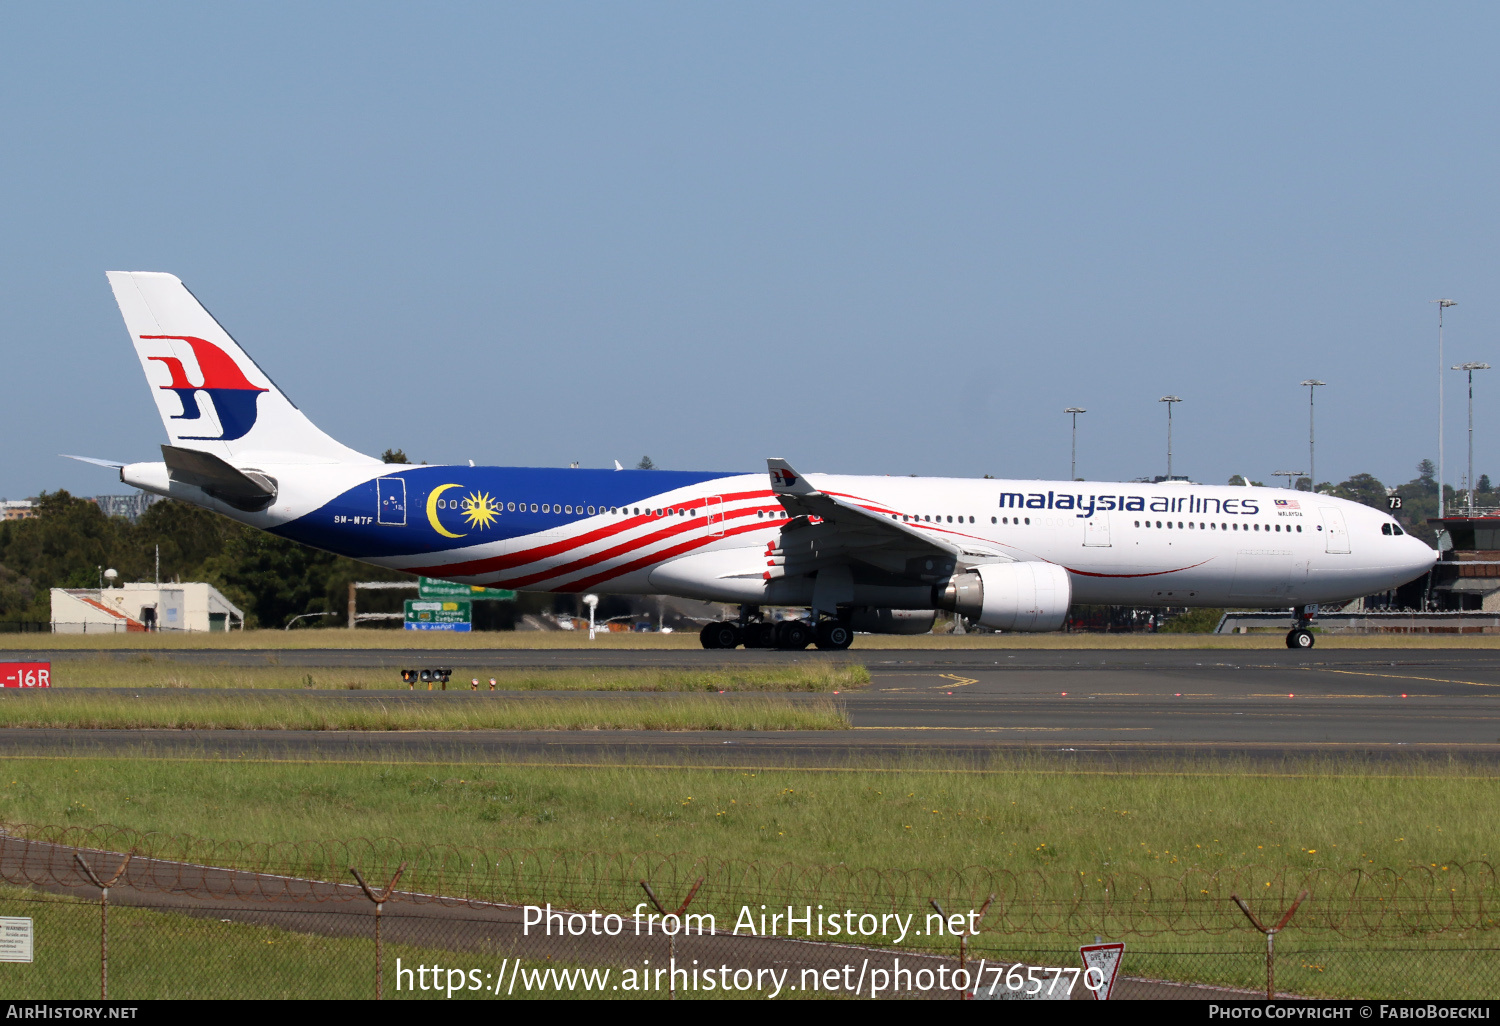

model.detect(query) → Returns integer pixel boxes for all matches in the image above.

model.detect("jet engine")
[933,562,1071,632]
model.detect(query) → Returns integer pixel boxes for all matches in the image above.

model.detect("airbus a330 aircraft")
[73,272,1437,651]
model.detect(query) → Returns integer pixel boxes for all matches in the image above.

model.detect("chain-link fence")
[1,825,1497,1000]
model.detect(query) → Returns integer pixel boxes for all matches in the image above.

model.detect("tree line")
[0,491,411,629]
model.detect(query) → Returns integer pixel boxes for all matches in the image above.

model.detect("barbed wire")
[4,822,1497,938]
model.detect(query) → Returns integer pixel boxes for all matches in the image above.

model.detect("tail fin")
[106,271,376,465]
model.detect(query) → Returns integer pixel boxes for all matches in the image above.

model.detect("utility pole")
[1065,408,1086,480]
[1159,396,1182,480]
[1300,380,1325,491]
[1434,300,1457,518]
[1454,362,1490,516]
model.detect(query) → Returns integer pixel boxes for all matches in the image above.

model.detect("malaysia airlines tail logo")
[142,335,268,441]
[771,468,798,487]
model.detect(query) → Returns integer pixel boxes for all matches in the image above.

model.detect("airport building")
[50,582,245,633]
[1426,512,1500,610]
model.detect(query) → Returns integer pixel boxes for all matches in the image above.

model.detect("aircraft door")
[1083,512,1111,547]
[377,477,407,526]
[706,495,724,537]
[1319,507,1350,553]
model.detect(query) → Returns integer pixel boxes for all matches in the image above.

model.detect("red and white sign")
[1079,942,1125,1000]
[0,663,50,688]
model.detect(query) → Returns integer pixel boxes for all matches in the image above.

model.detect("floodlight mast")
[1453,362,1490,516]
[1300,380,1325,491]
[1158,397,1182,480]
[1065,408,1086,481]
[1434,300,1457,518]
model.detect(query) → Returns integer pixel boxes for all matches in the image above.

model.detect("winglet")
[767,458,816,496]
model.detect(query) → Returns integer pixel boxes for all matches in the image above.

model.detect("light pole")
[1300,380,1325,491]
[1454,362,1490,516]
[1433,299,1457,517]
[1159,396,1182,480]
[1065,408,1086,480]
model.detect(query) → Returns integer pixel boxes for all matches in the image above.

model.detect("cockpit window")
[1382,523,1392,536]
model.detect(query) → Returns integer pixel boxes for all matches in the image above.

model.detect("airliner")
[72,272,1437,651]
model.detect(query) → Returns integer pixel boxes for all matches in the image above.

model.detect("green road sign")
[418,578,516,600]
[404,599,472,632]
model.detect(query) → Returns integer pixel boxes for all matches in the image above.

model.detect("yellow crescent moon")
[426,483,467,539]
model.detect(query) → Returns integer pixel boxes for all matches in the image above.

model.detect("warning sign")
[1079,942,1125,1000]
[0,917,33,962]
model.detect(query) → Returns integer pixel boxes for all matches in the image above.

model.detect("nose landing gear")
[1285,605,1316,649]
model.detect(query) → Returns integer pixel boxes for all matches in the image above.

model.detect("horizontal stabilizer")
[161,444,277,512]
[61,455,126,470]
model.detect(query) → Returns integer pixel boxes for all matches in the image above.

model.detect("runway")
[4,647,1500,763]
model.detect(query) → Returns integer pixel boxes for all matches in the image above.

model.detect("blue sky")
[4,3,1498,498]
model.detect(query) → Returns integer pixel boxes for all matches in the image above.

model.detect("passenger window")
[991,517,997,524]
[1134,520,1140,527]
[1296,525,1302,532]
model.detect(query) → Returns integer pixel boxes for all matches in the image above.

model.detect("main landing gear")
[699,607,853,651]
[1285,604,1316,650]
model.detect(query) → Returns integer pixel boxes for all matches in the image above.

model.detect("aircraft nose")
[1408,537,1439,575]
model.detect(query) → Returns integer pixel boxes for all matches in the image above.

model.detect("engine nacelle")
[934,562,1072,632]
[848,608,937,635]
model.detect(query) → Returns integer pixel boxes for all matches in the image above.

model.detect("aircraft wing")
[764,458,1009,582]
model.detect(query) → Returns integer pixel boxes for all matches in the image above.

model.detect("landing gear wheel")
[1286,628,1315,650]
[775,620,812,650]
[742,623,776,649]
[700,622,741,650]
[814,621,854,650]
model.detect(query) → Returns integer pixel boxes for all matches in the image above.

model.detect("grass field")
[8,629,1500,652]
[29,659,869,692]
[2,753,1489,877]
[5,754,1497,998]
[0,693,847,731]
